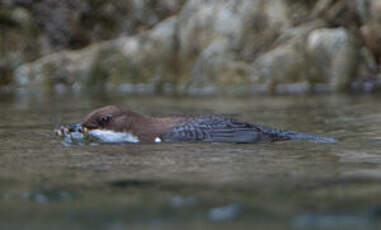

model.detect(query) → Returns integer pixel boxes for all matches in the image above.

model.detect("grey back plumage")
[163,115,337,144]
[164,115,263,143]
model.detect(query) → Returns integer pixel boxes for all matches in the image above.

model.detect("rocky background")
[1,0,381,95]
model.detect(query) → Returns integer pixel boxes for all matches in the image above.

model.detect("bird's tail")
[256,126,337,143]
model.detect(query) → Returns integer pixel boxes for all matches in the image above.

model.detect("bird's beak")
[55,123,86,137]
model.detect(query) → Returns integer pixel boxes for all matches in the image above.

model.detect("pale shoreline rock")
[4,0,380,94]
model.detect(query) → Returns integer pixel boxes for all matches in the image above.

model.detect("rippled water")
[0,91,381,229]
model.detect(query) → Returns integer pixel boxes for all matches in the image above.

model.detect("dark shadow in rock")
[107,179,157,188]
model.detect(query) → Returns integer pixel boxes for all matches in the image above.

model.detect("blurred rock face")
[2,0,381,94]
[307,28,359,91]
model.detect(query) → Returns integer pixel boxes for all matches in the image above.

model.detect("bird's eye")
[100,115,112,123]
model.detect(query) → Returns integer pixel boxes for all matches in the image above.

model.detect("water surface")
[0,92,381,229]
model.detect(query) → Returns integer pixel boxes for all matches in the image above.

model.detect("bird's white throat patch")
[88,129,139,143]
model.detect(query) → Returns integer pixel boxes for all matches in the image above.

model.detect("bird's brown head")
[81,105,138,132]
[58,105,186,143]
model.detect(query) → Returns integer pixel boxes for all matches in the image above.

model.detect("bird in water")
[55,105,337,144]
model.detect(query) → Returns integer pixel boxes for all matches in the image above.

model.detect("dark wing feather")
[163,115,262,143]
